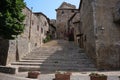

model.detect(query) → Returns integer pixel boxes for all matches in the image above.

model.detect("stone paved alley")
[0,40,120,80]
[11,40,97,73]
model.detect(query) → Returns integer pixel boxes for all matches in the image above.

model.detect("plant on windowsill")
[89,73,107,80]
[53,71,71,80]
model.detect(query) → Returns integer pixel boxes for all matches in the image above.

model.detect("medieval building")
[56,2,78,39]
[49,20,57,39]
[72,0,120,70]
[0,0,119,72]
[0,7,50,66]
[68,11,81,45]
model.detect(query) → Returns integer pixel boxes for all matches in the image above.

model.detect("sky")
[24,0,80,19]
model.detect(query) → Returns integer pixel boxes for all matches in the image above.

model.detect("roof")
[34,12,50,23]
[57,2,76,10]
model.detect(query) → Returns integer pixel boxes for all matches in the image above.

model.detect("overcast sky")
[24,0,80,19]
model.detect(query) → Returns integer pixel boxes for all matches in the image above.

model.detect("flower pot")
[54,72,71,80]
[28,71,40,78]
[90,76,107,80]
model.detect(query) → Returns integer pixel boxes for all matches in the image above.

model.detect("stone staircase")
[10,40,97,74]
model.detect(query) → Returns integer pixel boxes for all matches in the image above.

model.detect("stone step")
[25,53,86,56]
[22,57,89,61]
[21,59,93,64]
[19,60,79,63]
[9,40,97,74]
[11,62,95,68]
[19,59,92,64]
[24,54,88,57]
[14,66,97,72]
[23,56,89,60]
[21,58,93,64]
[18,60,94,66]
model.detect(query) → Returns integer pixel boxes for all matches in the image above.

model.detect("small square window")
[32,20,34,25]
[37,25,39,31]
[118,8,120,14]
[71,10,74,13]
[41,28,43,33]
[62,11,64,14]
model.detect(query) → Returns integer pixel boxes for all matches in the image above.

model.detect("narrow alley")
[11,40,97,74]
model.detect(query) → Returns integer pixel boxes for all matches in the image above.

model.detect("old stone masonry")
[10,40,97,73]
[0,40,120,80]
[0,0,120,80]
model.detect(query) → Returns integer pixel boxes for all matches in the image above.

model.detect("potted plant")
[28,71,40,79]
[53,71,71,80]
[89,73,107,80]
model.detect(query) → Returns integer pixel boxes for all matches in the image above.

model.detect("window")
[37,25,39,31]
[61,11,64,14]
[32,20,34,25]
[71,10,74,13]
[41,28,43,33]
[118,8,120,14]
[44,22,47,26]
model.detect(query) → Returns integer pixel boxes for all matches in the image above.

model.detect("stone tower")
[56,2,77,39]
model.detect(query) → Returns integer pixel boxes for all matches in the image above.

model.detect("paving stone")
[11,40,97,73]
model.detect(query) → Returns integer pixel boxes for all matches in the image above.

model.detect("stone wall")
[79,0,97,63]
[0,7,49,65]
[79,0,120,70]
[95,0,120,69]
[34,12,49,45]
[69,12,81,45]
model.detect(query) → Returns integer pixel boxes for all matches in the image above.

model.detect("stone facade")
[78,0,120,70]
[68,12,81,45]
[56,2,77,39]
[50,19,57,39]
[34,12,49,45]
[0,7,50,66]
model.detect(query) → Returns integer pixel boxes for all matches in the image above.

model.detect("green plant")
[43,35,51,43]
[0,0,26,39]
[89,73,107,77]
[89,73,107,80]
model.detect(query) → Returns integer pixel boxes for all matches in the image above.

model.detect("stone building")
[49,24,56,39]
[50,19,57,39]
[56,2,78,39]
[78,0,120,70]
[0,7,50,66]
[68,11,82,45]
[34,12,50,45]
